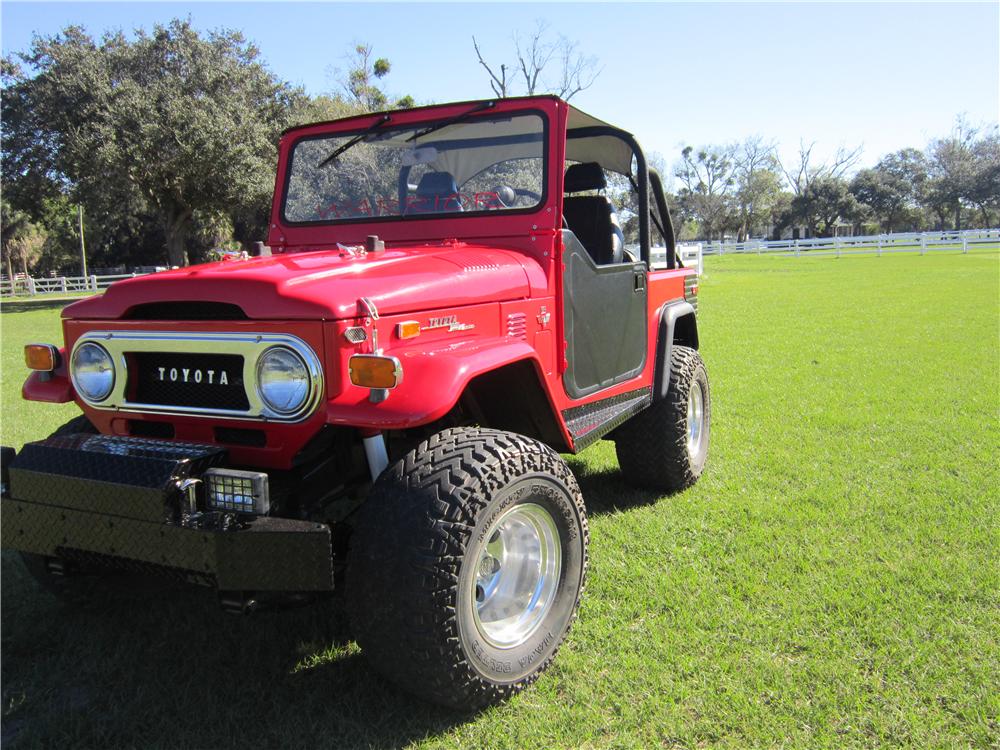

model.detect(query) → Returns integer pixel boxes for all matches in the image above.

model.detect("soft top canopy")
[564,104,637,177]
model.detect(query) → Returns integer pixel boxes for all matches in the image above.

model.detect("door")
[561,230,647,399]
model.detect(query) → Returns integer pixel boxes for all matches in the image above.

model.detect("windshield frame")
[278,107,551,228]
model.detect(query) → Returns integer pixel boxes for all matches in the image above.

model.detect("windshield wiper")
[318,114,392,168]
[405,101,497,143]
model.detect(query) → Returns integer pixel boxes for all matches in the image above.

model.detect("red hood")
[64,242,534,320]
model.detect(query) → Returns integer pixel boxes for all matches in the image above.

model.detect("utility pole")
[78,204,88,281]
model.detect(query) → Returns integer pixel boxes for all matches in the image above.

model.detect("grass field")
[2,251,998,749]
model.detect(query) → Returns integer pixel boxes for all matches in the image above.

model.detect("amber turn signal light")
[349,354,403,389]
[24,344,59,372]
[396,320,421,339]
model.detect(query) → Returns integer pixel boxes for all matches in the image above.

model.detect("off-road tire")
[346,427,588,710]
[615,345,710,491]
[18,416,173,604]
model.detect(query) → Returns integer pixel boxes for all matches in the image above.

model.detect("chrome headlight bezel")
[70,341,116,402]
[255,346,311,416]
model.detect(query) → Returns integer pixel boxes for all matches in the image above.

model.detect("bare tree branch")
[827,144,864,180]
[779,140,863,194]
[553,36,601,101]
[472,23,602,100]
[514,21,556,95]
[472,36,509,98]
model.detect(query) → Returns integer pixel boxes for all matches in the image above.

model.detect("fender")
[653,300,699,401]
[326,337,563,435]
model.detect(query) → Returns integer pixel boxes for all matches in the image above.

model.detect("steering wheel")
[492,185,542,208]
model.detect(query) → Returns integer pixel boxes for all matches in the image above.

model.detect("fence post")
[794,239,799,258]
[60,277,67,293]
[27,276,36,296]
[920,233,926,255]
[90,274,98,291]
[835,236,841,258]
[877,235,882,257]
[962,234,968,254]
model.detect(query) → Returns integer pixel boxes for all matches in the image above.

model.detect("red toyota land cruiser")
[2,96,709,709]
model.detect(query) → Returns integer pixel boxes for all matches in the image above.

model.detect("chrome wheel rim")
[472,503,561,649]
[687,381,704,456]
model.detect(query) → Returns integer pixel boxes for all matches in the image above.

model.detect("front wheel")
[346,427,588,710]
[615,345,711,492]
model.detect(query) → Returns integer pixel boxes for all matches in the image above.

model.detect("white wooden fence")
[3,228,998,298]
[650,229,998,269]
[0,273,148,299]
[698,228,998,258]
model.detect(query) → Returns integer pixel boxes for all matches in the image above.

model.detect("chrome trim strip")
[70,331,324,423]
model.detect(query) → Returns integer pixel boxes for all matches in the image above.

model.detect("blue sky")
[3,2,998,183]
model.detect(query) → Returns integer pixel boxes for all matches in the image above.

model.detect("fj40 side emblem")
[426,315,475,332]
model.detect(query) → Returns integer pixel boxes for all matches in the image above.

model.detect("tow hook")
[218,591,317,615]
[44,557,71,577]
[219,591,260,616]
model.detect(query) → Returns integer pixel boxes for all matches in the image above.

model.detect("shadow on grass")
[0,297,83,315]
[1,558,468,749]
[564,455,665,514]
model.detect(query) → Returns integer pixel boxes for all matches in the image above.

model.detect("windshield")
[282,111,547,224]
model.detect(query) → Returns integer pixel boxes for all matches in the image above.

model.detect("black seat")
[563,162,625,265]
[408,171,463,214]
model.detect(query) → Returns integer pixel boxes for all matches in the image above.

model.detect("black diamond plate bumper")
[1,435,334,592]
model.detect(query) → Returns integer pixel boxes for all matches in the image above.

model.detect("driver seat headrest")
[564,162,607,193]
[416,171,459,197]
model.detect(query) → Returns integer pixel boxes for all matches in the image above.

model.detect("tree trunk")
[953,203,962,231]
[163,208,193,267]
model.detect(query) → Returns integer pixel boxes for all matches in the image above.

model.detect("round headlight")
[72,342,115,402]
[256,347,311,415]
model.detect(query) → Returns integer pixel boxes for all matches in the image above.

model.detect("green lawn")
[2,252,998,749]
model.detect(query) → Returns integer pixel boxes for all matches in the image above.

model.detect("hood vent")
[124,302,248,320]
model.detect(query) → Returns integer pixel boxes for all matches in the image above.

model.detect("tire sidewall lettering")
[457,468,584,684]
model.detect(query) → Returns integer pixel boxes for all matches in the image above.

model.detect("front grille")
[131,352,249,411]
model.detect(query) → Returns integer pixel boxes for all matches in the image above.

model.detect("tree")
[849,148,927,232]
[674,145,736,240]
[2,20,299,266]
[731,137,784,241]
[1,200,30,281]
[5,221,47,278]
[338,44,412,112]
[969,128,1000,227]
[472,22,600,101]
[788,176,860,237]
[924,117,983,230]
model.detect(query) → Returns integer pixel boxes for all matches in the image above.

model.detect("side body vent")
[684,275,699,313]
[506,312,527,339]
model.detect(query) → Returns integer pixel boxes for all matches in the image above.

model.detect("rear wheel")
[346,427,588,710]
[615,345,711,491]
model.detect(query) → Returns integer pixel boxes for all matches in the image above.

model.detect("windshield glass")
[283,111,546,224]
